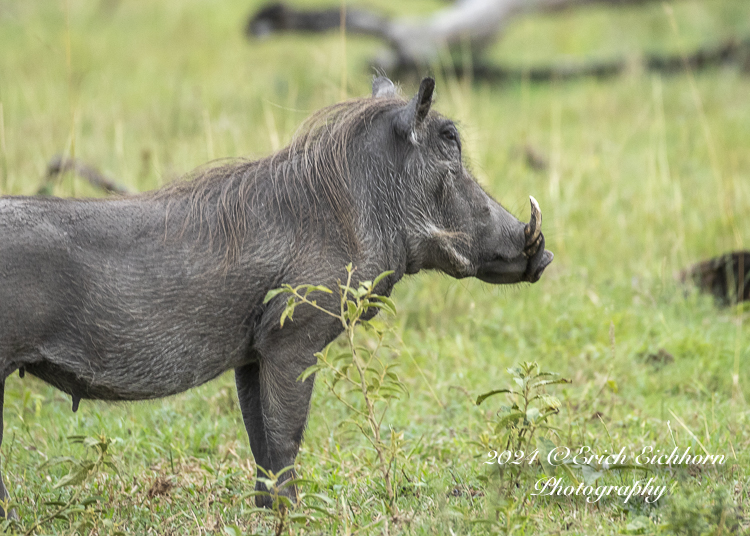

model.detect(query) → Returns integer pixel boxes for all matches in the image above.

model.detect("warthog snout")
[474,196,553,285]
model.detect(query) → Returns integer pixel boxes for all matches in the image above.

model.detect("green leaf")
[298,364,324,383]
[560,462,580,485]
[83,436,100,449]
[103,461,120,476]
[224,525,243,536]
[280,298,297,327]
[539,394,562,410]
[303,492,335,505]
[536,436,557,476]
[361,318,387,333]
[263,287,288,304]
[53,463,94,489]
[346,301,358,320]
[385,371,401,383]
[361,301,386,311]
[532,378,572,388]
[373,270,394,288]
[538,408,560,422]
[355,286,368,298]
[332,352,352,363]
[493,410,524,432]
[378,386,406,399]
[580,464,605,485]
[304,505,333,516]
[303,285,333,296]
[39,456,78,469]
[374,295,397,315]
[606,379,618,393]
[476,389,515,405]
[272,495,295,509]
[42,501,68,507]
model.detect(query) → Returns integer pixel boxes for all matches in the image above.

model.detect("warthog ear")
[412,77,435,125]
[372,76,397,98]
[395,77,435,136]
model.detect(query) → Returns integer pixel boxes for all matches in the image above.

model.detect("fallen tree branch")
[247,2,386,38]
[455,37,750,82]
[247,0,672,71]
[247,2,750,81]
[42,155,131,196]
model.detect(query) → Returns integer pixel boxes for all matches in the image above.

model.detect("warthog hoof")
[254,480,298,509]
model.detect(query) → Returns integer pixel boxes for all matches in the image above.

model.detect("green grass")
[1,0,750,534]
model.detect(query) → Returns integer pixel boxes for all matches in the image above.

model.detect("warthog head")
[369,76,553,285]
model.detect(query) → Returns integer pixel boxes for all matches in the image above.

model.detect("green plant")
[665,485,742,536]
[470,497,530,535]
[239,467,334,536]
[476,362,570,488]
[22,434,123,536]
[477,362,570,455]
[267,264,408,514]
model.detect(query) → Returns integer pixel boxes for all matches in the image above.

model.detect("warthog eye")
[441,126,461,150]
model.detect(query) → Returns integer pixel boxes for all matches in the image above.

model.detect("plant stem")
[347,328,396,512]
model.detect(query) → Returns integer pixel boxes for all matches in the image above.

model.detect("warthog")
[0,77,552,513]
[679,251,750,305]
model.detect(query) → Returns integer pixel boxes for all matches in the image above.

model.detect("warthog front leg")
[235,362,271,503]
[235,349,317,509]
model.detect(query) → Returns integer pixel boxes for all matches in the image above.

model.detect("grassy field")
[1,0,750,534]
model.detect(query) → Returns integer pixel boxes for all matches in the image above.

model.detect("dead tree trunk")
[247,0,668,71]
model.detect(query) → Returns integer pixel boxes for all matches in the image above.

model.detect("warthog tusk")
[524,195,542,247]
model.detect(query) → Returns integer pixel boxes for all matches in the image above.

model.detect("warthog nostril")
[527,250,554,283]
